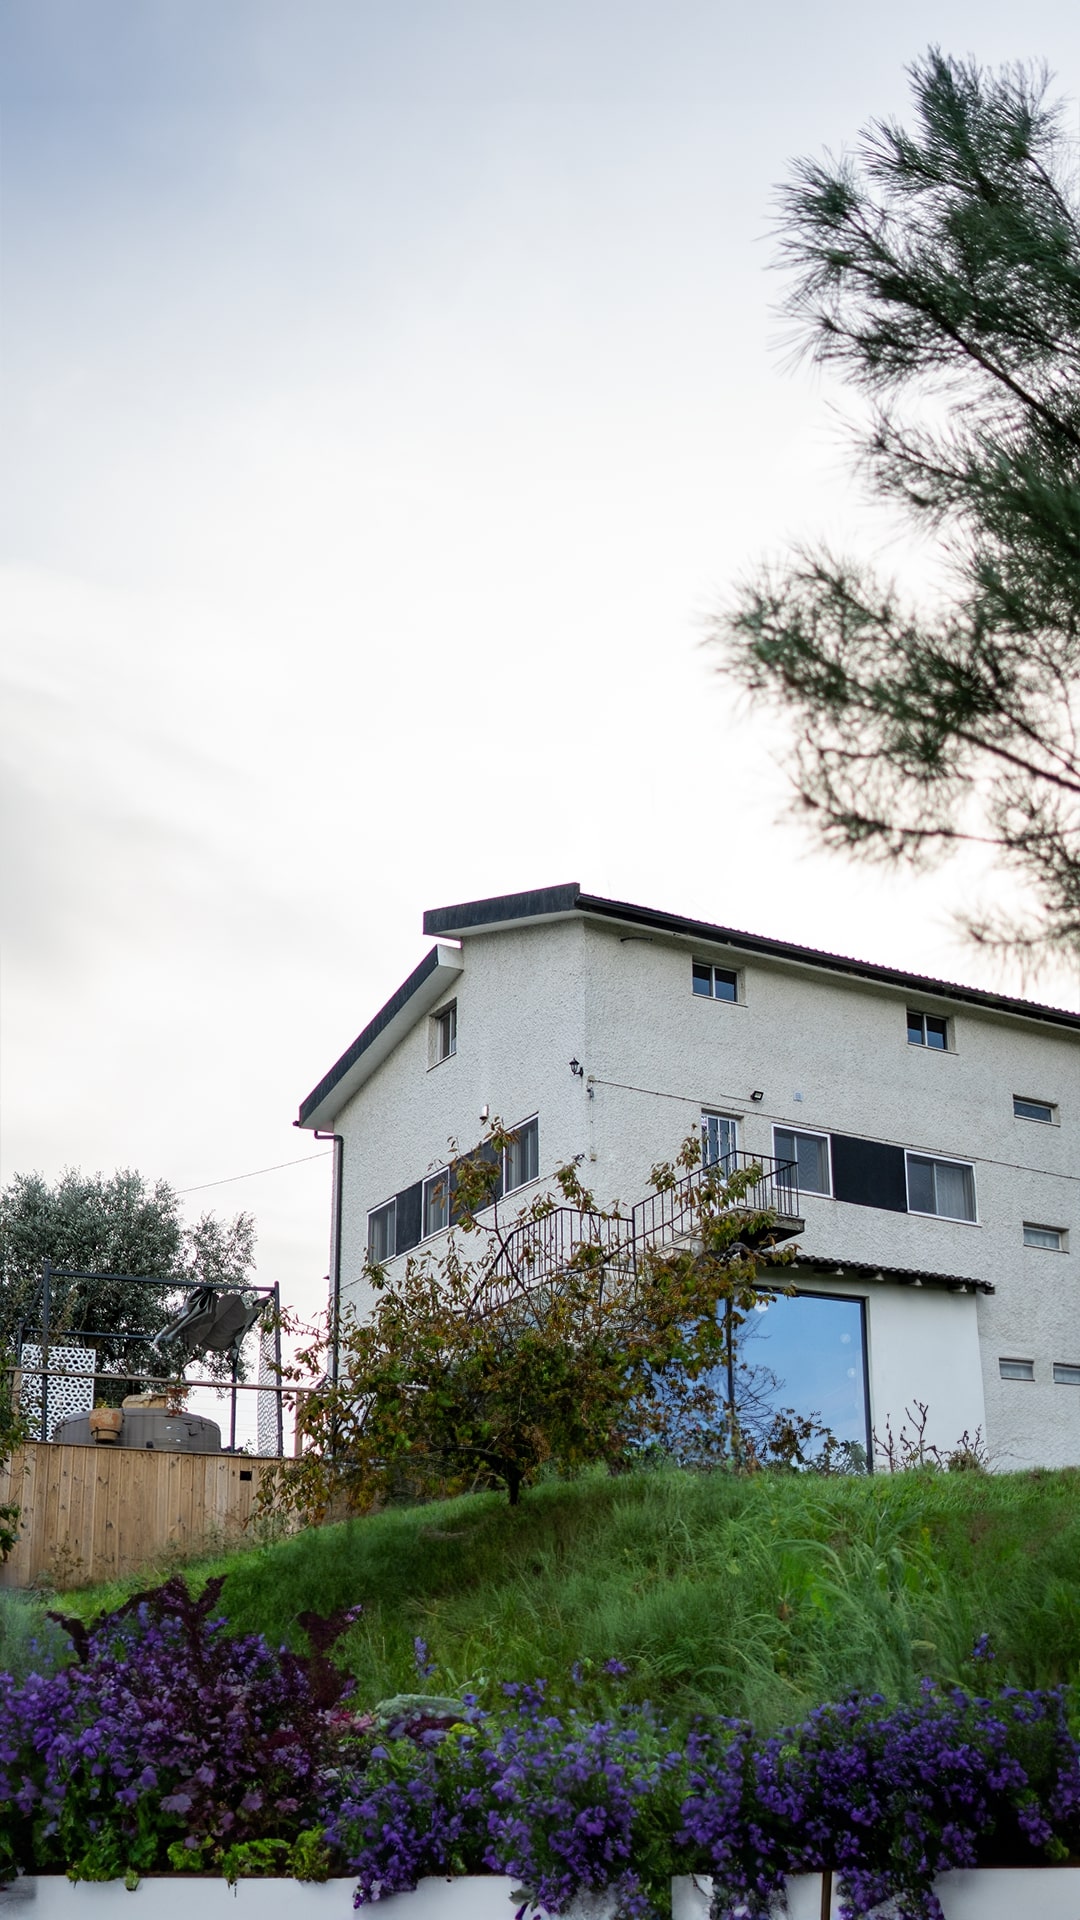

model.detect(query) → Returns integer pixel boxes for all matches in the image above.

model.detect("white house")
[297,883,1080,1471]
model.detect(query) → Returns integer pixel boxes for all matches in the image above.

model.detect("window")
[1024,1223,1066,1251]
[745,1293,870,1457]
[1014,1095,1055,1123]
[773,1128,831,1196]
[660,1291,870,1463]
[906,1153,976,1222]
[1054,1363,1080,1386]
[423,1169,451,1238]
[701,1112,739,1170]
[999,1357,1034,1381]
[432,1002,457,1063]
[692,960,739,1003]
[907,1009,949,1049]
[503,1117,539,1193]
[367,1198,397,1262]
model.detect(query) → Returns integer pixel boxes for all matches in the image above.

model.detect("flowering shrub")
[2,1588,1080,1918]
[676,1680,1080,1920]
[327,1678,682,1918]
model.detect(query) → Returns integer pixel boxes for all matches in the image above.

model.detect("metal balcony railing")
[630,1150,800,1257]
[491,1151,800,1286]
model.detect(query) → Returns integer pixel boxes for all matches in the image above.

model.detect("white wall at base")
[9,1874,1080,1919]
[860,1280,986,1457]
[672,1867,1080,1918]
[0,1882,609,1920]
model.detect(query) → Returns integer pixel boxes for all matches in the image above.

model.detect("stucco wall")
[324,911,1080,1468]
[334,919,592,1320]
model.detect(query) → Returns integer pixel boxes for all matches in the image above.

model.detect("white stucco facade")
[298,886,1080,1471]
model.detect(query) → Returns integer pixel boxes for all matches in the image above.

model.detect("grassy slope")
[47,1465,1080,1730]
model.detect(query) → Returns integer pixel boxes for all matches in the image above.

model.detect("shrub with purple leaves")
[0,1576,357,1884]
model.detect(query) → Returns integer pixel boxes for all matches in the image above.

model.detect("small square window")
[906,1153,976,1222]
[692,960,738,1003]
[423,1169,451,1238]
[1054,1363,1080,1386]
[1014,1096,1055,1124]
[1024,1223,1066,1252]
[907,1010,948,1049]
[999,1357,1034,1381]
[503,1117,539,1193]
[432,1002,457,1063]
[367,1198,397,1263]
[773,1127,831,1196]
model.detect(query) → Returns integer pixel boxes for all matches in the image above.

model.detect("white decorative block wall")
[18,1344,95,1438]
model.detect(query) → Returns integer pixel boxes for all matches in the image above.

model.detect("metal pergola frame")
[15,1260,285,1455]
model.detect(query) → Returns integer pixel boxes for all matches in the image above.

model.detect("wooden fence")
[0,1442,291,1590]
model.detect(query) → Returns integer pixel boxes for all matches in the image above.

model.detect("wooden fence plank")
[0,1442,292,1590]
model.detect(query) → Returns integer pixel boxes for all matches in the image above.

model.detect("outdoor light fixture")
[750,1089,764,1102]
[569,1058,584,1078]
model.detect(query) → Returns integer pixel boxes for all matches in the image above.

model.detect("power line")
[178,1151,332,1195]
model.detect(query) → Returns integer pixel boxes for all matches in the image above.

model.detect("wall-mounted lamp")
[479,1104,490,1124]
[750,1089,765,1103]
[569,1058,584,1079]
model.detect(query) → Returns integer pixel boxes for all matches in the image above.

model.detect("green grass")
[41,1465,1080,1730]
[0,1589,71,1681]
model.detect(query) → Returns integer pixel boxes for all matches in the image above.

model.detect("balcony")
[491,1151,803,1287]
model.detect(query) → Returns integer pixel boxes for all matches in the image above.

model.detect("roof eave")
[297,944,464,1130]
[419,883,1080,1032]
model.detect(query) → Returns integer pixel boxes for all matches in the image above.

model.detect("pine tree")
[717,50,1080,966]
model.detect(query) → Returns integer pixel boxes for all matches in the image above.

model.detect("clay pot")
[89,1407,124,1445]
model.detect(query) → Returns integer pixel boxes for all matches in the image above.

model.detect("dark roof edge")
[298,946,443,1127]
[577,891,1080,1030]
[791,1254,993,1295]
[420,882,1080,1032]
[423,882,581,936]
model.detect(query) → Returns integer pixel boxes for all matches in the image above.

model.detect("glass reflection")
[740,1292,869,1450]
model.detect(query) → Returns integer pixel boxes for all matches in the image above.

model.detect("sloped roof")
[424,883,1080,1030]
[298,882,1080,1127]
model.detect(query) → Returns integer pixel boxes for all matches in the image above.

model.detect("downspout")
[313,1130,344,1388]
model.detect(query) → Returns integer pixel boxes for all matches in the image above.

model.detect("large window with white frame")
[367,1197,397,1263]
[701,1111,739,1171]
[503,1117,539,1193]
[773,1127,831,1197]
[423,1169,452,1238]
[906,1152,977,1222]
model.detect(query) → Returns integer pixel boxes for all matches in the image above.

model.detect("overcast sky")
[3,0,1080,1340]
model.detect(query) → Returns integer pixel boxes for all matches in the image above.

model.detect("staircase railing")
[491,1151,799,1285]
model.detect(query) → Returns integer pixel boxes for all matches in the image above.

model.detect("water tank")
[52,1408,222,1453]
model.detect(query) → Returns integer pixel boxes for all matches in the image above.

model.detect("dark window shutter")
[395,1181,423,1252]
[830,1135,908,1212]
